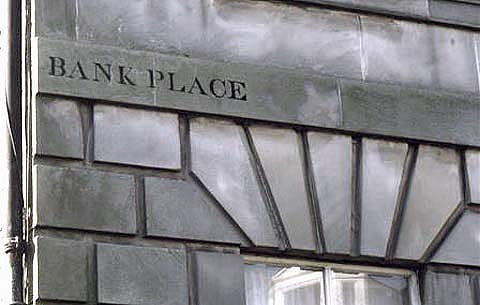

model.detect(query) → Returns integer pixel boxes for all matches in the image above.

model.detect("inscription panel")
[35,38,340,128]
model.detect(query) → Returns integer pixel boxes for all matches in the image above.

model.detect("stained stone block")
[361,16,478,93]
[145,177,249,245]
[306,0,429,16]
[361,139,408,257]
[432,211,480,266]
[429,0,480,26]
[308,132,352,254]
[193,251,245,305]
[190,118,279,248]
[424,271,475,305]
[34,237,88,302]
[34,165,136,234]
[97,244,188,305]
[76,0,361,79]
[396,145,461,260]
[466,150,480,204]
[34,97,83,159]
[35,0,75,39]
[250,126,316,251]
[94,105,181,169]
[340,80,480,147]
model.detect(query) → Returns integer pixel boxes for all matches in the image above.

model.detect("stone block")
[97,243,188,305]
[34,97,83,159]
[424,271,476,305]
[432,211,480,266]
[361,15,478,93]
[190,118,279,248]
[94,105,181,169]
[76,0,361,79]
[34,0,75,39]
[34,237,88,302]
[430,0,480,26]
[249,125,316,251]
[145,177,249,245]
[466,149,480,204]
[340,80,480,147]
[307,132,352,254]
[193,251,245,305]
[34,165,136,234]
[360,139,408,257]
[396,145,461,260]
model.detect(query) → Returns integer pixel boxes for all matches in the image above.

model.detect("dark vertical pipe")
[2,0,25,304]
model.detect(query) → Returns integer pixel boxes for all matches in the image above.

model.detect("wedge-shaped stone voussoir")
[34,165,136,234]
[94,105,181,169]
[432,211,480,266]
[308,132,352,254]
[190,118,280,248]
[250,125,316,251]
[396,145,461,260]
[34,237,88,302]
[34,97,83,159]
[193,251,245,305]
[145,177,250,246]
[97,243,188,305]
[361,138,408,257]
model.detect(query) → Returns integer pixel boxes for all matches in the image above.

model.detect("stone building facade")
[9,0,480,304]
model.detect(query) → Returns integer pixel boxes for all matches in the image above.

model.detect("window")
[244,256,420,305]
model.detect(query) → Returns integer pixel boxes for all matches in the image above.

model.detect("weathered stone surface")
[430,0,480,26]
[94,105,181,169]
[308,132,352,254]
[36,38,340,129]
[190,118,279,248]
[305,0,428,16]
[424,271,476,305]
[97,243,188,305]
[34,97,83,159]
[361,139,407,257]
[361,16,478,93]
[396,145,461,260]
[340,80,480,147]
[193,251,245,305]
[34,237,88,302]
[250,126,316,251]
[466,149,480,204]
[76,0,361,79]
[145,177,249,245]
[34,0,75,39]
[34,165,136,234]
[244,264,284,305]
[432,211,480,266]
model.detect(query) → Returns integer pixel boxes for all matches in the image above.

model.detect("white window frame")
[243,255,421,305]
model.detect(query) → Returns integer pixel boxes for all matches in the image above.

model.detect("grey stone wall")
[28,1,480,305]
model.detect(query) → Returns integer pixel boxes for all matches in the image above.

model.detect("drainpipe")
[1,0,25,304]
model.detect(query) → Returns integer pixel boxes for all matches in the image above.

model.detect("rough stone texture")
[361,15,479,93]
[340,80,480,147]
[429,0,480,26]
[396,145,461,260]
[466,149,480,204]
[34,237,88,302]
[34,97,83,159]
[193,251,245,305]
[94,105,181,169]
[308,132,352,254]
[424,271,476,305]
[303,0,428,16]
[76,0,362,79]
[432,211,480,266]
[145,177,249,245]
[250,126,316,251]
[34,165,136,234]
[97,243,188,305]
[360,139,408,257]
[34,0,75,39]
[190,118,279,248]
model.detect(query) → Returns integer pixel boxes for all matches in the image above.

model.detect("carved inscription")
[48,56,248,101]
